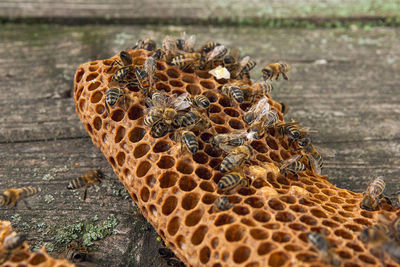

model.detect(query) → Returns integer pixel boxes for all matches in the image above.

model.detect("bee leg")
[104,101,110,117]
[107,60,122,72]
[83,188,88,201]
[282,73,289,80]
[382,195,393,206]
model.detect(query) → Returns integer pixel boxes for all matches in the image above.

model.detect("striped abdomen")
[223,86,244,103]
[279,63,291,72]
[218,173,241,190]
[312,151,323,169]
[254,82,273,95]
[220,154,245,173]
[215,196,233,211]
[135,68,150,89]
[106,88,121,107]
[264,110,279,127]
[193,95,210,109]
[366,177,385,196]
[182,131,199,154]
[19,187,39,199]
[151,120,170,138]
[285,125,301,140]
[67,176,90,190]
[112,66,132,82]
[242,59,256,72]
[144,109,163,126]
[287,161,306,173]
[173,112,199,128]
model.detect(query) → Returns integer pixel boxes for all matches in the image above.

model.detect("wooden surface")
[0,0,399,24]
[0,24,400,266]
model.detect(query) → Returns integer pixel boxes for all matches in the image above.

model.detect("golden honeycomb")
[0,220,74,267]
[73,48,399,267]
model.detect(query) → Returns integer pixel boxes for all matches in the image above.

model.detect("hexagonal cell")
[209,103,222,113]
[272,232,291,243]
[300,215,318,226]
[111,109,125,122]
[191,225,208,245]
[288,223,307,231]
[116,151,126,166]
[93,116,102,131]
[157,156,175,169]
[296,253,317,263]
[167,216,180,236]
[140,186,150,202]
[136,160,151,177]
[244,197,264,208]
[156,82,171,92]
[199,181,214,192]
[268,198,285,210]
[224,108,240,117]
[257,242,277,256]
[233,246,251,264]
[310,208,328,218]
[167,68,180,78]
[88,81,101,91]
[179,176,197,192]
[253,210,271,223]
[28,253,47,265]
[202,193,217,205]
[233,206,250,216]
[90,91,103,103]
[193,152,208,164]
[195,166,212,180]
[134,143,150,158]
[204,145,221,157]
[185,209,203,227]
[275,211,295,222]
[128,105,144,120]
[268,251,289,267]
[176,159,194,174]
[210,115,225,125]
[229,119,244,129]
[159,171,179,188]
[225,224,246,242]
[129,127,146,143]
[200,80,215,89]
[169,79,184,87]
[251,140,269,153]
[186,84,201,95]
[162,196,178,216]
[199,246,211,264]
[182,192,200,210]
[250,228,269,240]
[334,229,353,240]
[215,214,235,226]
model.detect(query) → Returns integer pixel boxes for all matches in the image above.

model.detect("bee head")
[360,196,375,211]
[120,51,132,66]
[96,170,105,179]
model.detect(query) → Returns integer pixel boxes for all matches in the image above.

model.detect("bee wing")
[231,131,248,140]
[207,45,226,61]
[163,35,180,54]
[280,154,302,170]
[172,92,191,110]
[172,56,198,63]
[307,155,322,175]
[228,47,240,61]
[184,33,196,52]
[314,145,336,157]
[219,143,237,153]
[237,56,250,73]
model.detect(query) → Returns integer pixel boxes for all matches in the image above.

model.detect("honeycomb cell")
[209,104,222,113]
[157,156,175,169]
[136,160,151,177]
[156,82,171,92]
[182,75,196,84]
[179,176,197,191]
[241,218,257,227]
[182,193,200,210]
[115,126,126,143]
[310,208,328,218]
[251,140,269,153]
[200,80,215,89]
[233,246,251,264]
[244,197,264,208]
[155,72,168,81]
[202,193,217,205]
[193,152,208,164]
[79,99,86,112]
[215,214,235,226]
[344,223,362,232]
[153,140,171,153]
[253,210,271,223]
[129,127,146,143]
[185,209,203,227]
[204,145,221,157]
[196,70,211,79]
[334,229,353,239]
[93,116,102,131]
[134,143,150,158]
[346,242,364,252]
[146,175,156,187]
[199,181,214,192]
[140,186,150,202]
[128,105,144,120]
[250,228,269,240]
[111,109,124,122]
[257,242,277,255]
[159,171,179,188]
[266,137,279,150]
[210,115,225,125]
[229,119,244,129]
[215,126,229,133]
[167,216,180,236]
[95,104,105,114]
[199,246,211,264]
[272,232,291,243]
[296,253,317,262]
[300,215,318,226]
[225,224,246,242]
[162,196,178,215]
[289,222,307,231]
[284,244,303,252]
[268,198,285,210]
[88,81,101,92]
[233,206,250,216]
[245,262,260,267]
[186,84,201,95]
[170,80,184,87]
[276,211,295,222]
[195,166,212,180]
[322,220,340,228]
[167,68,180,78]
[75,68,84,83]
[116,151,126,166]
[29,253,47,265]
[279,195,296,204]
[191,225,208,245]
[90,91,103,103]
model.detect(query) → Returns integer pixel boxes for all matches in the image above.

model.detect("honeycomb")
[0,220,74,267]
[73,48,400,267]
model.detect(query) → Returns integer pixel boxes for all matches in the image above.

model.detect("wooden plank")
[0,138,166,267]
[0,0,399,23]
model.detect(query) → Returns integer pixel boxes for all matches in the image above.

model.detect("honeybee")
[66,241,89,262]
[109,51,136,85]
[200,41,220,54]
[236,56,256,79]
[247,110,279,140]
[279,154,306,177]
[210,131,247,151]
[220,145,253,173]
[213,196,233,212]
[174,129,199,154]
[361,177,389,211]
[307,232,340,267]
[67,170,105,201]
[162,35,181,63]
[176,32,196,53]
[276,121,304,143]
[143,56,157,87]
[243,96,270,125]
[242,81,273,102]
[222,47,240,72]
[190,95,210,110]
[0,233,27,264]
[295,136,329,175]
[171,52,202,69]
[151,48,166,60]
[134,67,152,96]
[133,38,157,51]
[206,45,228,66]
[262,63,291,81]
[104,81,126,116]
[173,109,210,129]
[218,172,249,193]
[0,186,40,209]
[221,83,244,104]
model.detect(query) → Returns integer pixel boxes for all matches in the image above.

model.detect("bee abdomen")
[193,95,210,109]
[288,161,306,172]
[231,87,244,103]
[220,155,243,173]
[67,177,88,190]
[20,186,39,199]
[218,173,240,189]
[215,196,232,211]
[106,88,121,106]
[183,132,199,154]
[174,112,198,128]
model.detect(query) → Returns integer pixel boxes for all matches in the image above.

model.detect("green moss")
[53,214,118,248]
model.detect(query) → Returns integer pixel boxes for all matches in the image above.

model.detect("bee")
[247,110,279,140]
[242,81,273,102]
[158,242,185,267]
[143,56,157,87]
[276,121,304,143]
[67,170,105,201]
[173,109,209,129]
[133,38,157,51]
[0,187,40,209]
[307,232,340,267]
[218,172,249,193]
[171,52,202,69]
[361,177,389,211]
[200,41,220,54]
[176,32,196,53]
[262,63,291,81]
[104,81,126,116]
[236,56,256,79]
[205,45,228,68]
[213,196,233,212]
[279,154,306,177]
[222,47,240,72]
[134,67,152,96]
[221,83,244,104]
[220,145,253,173]
[66,241,89,263]
[243,96,270,125]
[174,129,199,154]
[151,49,166,60]
[0,233,27,264]
[190,95,210,110]
[109,51,137,85]
[210,132,247,151]
[295,136,326,175]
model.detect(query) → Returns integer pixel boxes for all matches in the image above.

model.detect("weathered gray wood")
[0,24,400,266]
[0,0,399,23]
[0,138,166,267]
